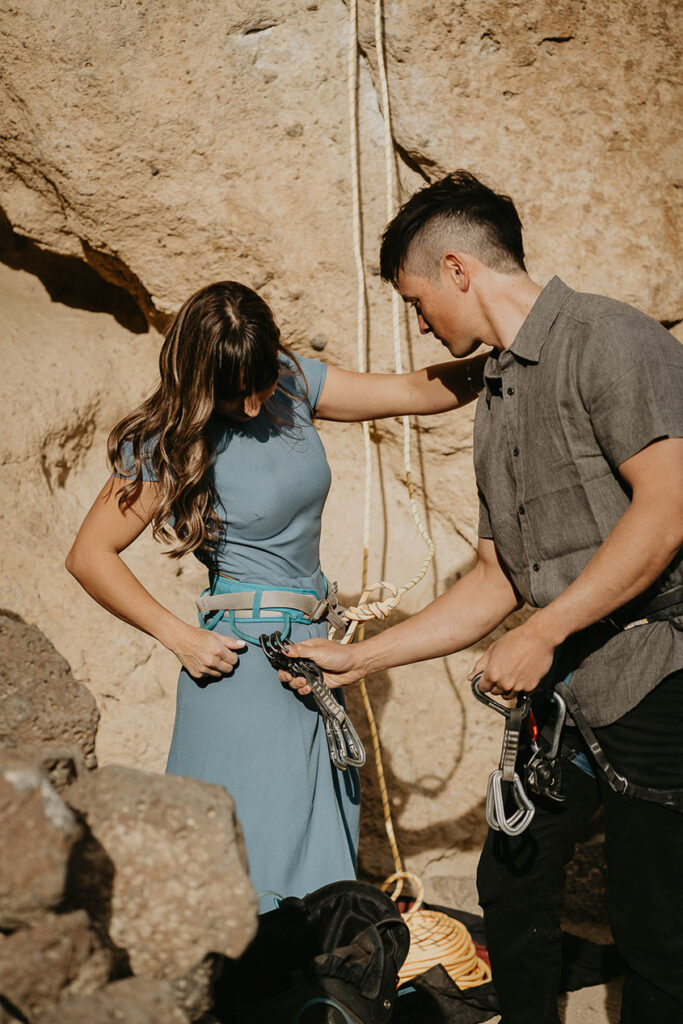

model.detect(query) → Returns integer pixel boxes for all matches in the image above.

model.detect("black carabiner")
[471,672,528,718]
[260,631,365,771]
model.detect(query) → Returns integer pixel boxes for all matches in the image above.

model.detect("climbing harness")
[555,680,683,813]
[472,675,536,837]
[260,630,365,771]
[196,577,346,645]
[551,586,683,811]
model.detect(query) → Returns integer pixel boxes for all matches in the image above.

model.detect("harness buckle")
[310,581,347,632]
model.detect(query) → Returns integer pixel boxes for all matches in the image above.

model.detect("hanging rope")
[345,0,490,995]
[343,0,435,642]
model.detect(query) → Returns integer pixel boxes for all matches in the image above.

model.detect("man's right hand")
[278,638,364,694]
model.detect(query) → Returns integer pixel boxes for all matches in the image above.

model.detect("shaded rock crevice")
[0,206,148,334]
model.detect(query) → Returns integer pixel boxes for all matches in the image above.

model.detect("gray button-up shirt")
[474,277,683,726]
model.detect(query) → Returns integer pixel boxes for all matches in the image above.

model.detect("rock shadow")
[0,205,148,334]
[64,814,131,978]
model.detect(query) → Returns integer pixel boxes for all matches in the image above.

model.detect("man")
[284,171,683,1023]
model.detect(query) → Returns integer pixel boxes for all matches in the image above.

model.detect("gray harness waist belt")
[197,590,318,616]
[196,587,347,630]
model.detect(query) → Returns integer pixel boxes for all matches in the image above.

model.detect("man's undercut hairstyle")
[380,170,526,287]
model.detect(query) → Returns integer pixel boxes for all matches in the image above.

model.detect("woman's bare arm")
[315,352,487,422]
[65,478,245,678]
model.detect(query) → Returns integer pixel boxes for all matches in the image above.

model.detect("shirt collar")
[507,276,574,364]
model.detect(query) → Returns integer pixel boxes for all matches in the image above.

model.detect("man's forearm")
[356,555,520,677]
[530,493,682,649]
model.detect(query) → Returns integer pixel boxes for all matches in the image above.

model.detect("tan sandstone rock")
[0,16,680,1023]
[65,764,258,979]
[354,0,682,320]
[0,748,80,929]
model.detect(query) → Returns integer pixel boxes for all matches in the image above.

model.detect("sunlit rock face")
[0,0,680,928]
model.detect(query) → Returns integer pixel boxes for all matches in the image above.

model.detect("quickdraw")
[472,675,573,836]
[260,631,366,771]
[471,674,535,837]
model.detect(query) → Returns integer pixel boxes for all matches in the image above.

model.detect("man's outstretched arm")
[283,536,522,692]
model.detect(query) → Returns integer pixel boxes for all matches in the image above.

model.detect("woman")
[66,281,485,910]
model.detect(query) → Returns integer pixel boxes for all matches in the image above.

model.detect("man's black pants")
[476,670,683,1024]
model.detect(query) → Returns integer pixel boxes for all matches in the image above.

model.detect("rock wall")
[1,0,681,916]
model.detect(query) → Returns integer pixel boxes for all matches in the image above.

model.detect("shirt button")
[518,505,525,515]
[513,447,519,457]
[533,563,540,572]
[507,387,515,396]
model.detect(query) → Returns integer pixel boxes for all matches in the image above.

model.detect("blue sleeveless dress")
[158,357,360,910]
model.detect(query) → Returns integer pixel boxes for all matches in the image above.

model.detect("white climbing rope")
[343,9,491,992]
[344,0,435,644]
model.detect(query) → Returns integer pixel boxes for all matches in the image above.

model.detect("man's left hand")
[468,618,557,699]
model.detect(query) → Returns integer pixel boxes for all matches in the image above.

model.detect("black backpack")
[214,880,409,1024]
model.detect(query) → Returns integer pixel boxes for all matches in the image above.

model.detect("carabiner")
[472,672,536,836]
[525,689,568,804]
[471,673,513,717]
[260,631,365,771]
[486,769,536,835]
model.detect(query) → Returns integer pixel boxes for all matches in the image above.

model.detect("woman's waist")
[196,567,344,642]
[208,566,327,601]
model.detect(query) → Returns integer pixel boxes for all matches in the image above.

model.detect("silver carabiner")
[472,672,536,836]
[486,769,536,835]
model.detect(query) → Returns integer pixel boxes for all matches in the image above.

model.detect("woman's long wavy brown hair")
[108,281,303,557]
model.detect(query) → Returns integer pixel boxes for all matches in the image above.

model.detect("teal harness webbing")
[198,575,327,645]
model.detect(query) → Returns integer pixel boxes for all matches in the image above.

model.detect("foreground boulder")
[0,909,112,1020]
[66,765,258,978]
[0,613,99,768]
[36,977,191,1024]
[0,748,80,928]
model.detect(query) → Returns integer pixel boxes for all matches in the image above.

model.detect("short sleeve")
[113,439,158,482]
[478,489,493,539]
[296,356,328,414]
[579,314,683,470]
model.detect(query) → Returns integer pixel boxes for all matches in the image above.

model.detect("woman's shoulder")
[114,435,160,482]
[278,354,328,414]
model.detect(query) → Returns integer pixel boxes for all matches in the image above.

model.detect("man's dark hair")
[379,170,526,287]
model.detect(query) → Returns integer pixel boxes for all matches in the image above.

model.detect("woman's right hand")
[167,622,247,679]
